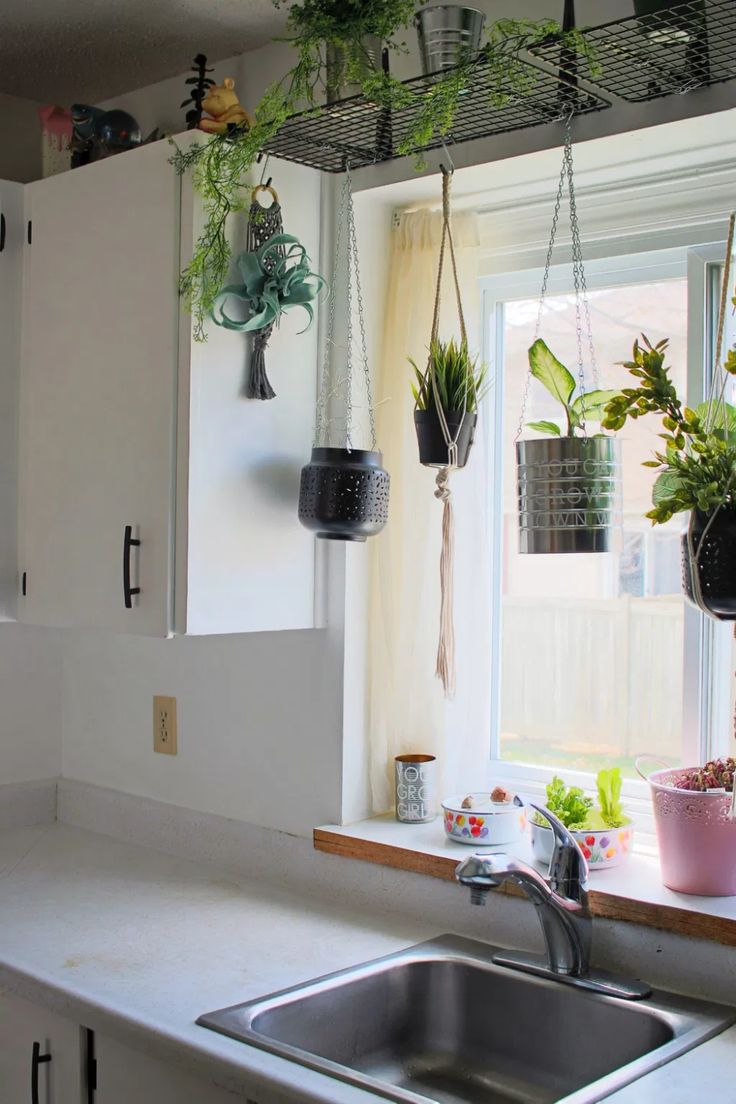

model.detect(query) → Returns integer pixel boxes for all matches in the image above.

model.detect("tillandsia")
[525,338,620,437]
[173,1,600,338]
[409,338,488,414]
[602,334,736,524]
[212,234,325,334]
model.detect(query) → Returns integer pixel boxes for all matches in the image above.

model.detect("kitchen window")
[480,243,735,800]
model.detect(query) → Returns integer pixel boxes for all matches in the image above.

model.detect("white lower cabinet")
[0,992,258,1104]
[93,1034,242,1104]
[0,991,82,1103]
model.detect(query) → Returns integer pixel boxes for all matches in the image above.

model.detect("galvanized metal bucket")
[516,437,621,555]
[415,5,486,74]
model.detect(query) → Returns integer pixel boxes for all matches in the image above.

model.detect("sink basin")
[198,935,735,1104]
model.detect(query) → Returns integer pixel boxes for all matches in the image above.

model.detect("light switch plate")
[153,695,177,755]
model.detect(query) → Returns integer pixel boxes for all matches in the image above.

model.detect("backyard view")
[500,278,688,777]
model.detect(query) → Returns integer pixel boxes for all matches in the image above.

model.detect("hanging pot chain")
[515,115,598,441]
[315,165,376,451]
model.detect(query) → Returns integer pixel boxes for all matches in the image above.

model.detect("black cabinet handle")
[0,212,5,252]
[31,1041,51,1104]
[123,525,141,609]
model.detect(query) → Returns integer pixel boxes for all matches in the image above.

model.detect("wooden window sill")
[314,815,736,948]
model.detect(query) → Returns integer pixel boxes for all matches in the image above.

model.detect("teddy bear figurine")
[199,78,254,134]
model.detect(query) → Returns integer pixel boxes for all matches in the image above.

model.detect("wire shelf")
[532,0,736,104]
[264,61,609,174]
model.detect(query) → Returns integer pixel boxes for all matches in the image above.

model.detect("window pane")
[499,279,687,777]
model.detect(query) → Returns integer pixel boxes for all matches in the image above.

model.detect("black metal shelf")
[264,61,609,174]
[532,0,736,104]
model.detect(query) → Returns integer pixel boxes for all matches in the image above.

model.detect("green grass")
[500,737,678,781]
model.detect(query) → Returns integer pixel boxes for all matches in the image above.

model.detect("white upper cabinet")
[17,139,320,636]
[0,179,24,621]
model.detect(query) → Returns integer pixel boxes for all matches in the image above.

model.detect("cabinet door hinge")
[27,219,32,245]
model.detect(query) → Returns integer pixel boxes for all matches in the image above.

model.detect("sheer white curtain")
[367,206,494,813]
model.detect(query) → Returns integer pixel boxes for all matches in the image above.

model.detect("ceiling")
[0,0,287,104]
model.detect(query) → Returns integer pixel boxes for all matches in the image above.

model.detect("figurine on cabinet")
[198,78,253,134]
[70,105,142,167]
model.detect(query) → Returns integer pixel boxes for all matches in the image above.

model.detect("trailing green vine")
[172,1,599,340]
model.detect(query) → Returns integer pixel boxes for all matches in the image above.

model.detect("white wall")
[0,625,62,783]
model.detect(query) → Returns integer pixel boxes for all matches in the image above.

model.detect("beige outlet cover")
[153,695,177,755]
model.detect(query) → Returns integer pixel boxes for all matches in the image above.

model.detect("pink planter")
[639,760,736,896]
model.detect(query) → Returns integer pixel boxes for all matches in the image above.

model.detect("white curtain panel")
[367,205,494,814]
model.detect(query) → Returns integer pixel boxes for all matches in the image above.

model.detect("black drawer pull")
[0,212,6,252]
[31,1041,51,1104]
[123,525,141,609]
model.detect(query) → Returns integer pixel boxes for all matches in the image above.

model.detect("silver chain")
[315,165,376,451]
[515,116,599,441]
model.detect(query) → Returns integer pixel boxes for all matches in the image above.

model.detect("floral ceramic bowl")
[442,793,527,846]
[530,821,634,869]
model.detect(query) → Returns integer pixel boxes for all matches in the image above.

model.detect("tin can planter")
[638,759,736,896]
[395,754,437,823]
[516,437,621,554]
[681,508,736,621]
[298,447,390,542]
[414,409,476,469]
[415,5,486,74]
[531,821,633,871]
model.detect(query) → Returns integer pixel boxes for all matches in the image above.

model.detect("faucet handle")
[528,802,589,899]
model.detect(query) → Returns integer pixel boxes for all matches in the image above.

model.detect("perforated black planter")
[682,508,736,620]
[298,447,390,542]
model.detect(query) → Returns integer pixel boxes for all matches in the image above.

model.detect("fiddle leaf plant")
[526,338,620,437]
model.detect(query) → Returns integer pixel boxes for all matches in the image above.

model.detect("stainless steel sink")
[198,936,735,1104]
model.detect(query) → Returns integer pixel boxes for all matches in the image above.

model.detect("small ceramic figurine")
[198,78,253,134]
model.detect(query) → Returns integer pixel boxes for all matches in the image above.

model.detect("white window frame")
[479,240,733,815]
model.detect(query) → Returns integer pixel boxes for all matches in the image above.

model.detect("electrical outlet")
[153,696,177,755]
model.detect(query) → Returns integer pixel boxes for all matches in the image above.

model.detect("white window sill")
[315,815,736,947]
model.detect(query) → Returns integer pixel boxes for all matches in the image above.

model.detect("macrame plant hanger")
[416,165,475,698]
[244,174,283,400]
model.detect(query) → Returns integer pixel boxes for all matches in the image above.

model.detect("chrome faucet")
[455,802,651,1000]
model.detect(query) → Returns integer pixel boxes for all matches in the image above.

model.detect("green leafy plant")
[173,4,599,339]
[534,769,630,831]
[602,334,736,524]
[596,768,626,829]
[526,338,620,437]
[537,775,593,830]
[410,338,488,414]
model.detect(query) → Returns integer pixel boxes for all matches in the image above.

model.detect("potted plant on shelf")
[637,756,736,896]
[517,338,621,554]
[531,769,633,870]
[602,331,736,620]
[411,338,487,467]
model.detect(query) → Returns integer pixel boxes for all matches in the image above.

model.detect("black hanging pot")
[298,447,390,542]
[681,508,736,621]
[414,409,477,469]
[516,437,621,555]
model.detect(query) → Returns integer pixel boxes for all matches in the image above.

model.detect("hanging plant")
[515,119,621,557]
[172,2,598,340]
[298,167,390,542]
[411,338,487,467]
[602,233,736,622]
